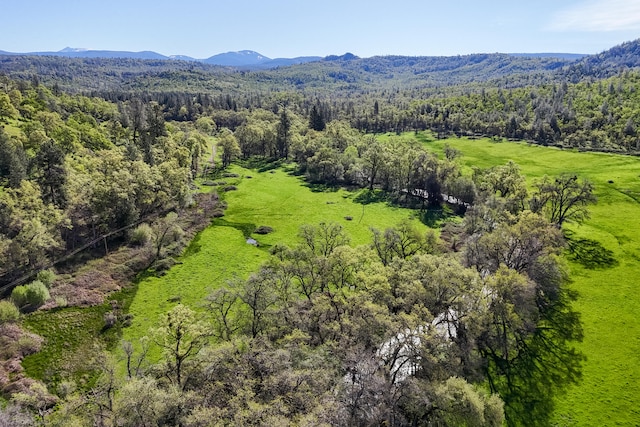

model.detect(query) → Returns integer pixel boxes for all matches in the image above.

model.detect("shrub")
[254,225,274,235]
[11,286,29,308]
[153,257,176,273]
[103,311,117,329]
[122,313,134,327]
[122,313,133,328]
[57,381,77,399]
[130,223,153,246]
[26,281,50,307]
[0,300,20,324]
[36,269,56,288]
[11,281,50,309]
[18,334,41,356]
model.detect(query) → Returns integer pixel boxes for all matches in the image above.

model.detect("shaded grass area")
[213,218,257,238]
[419,204,459,228]
[122,166,429,357]
[565,232,619,270]
[421,134,640,426]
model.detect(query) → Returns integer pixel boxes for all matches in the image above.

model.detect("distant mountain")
[50,50,169,60]
[0,48,169,60]
[169,55,198,62]
[324,53,359,61]
[203,50,270,66]
[0,47,323,68]
[59,47,89,53]
[200,50,323,68]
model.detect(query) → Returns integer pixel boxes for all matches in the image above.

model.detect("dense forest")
[0,39,636,426]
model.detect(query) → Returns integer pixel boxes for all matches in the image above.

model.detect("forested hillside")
[0,75,221,289]
[0,39,638,426]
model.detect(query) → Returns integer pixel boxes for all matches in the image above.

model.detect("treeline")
[79,70,640,154]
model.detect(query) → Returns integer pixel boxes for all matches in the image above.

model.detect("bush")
[0,300,20,324]
[36,269,56,288]
[10,286,29,308]
[130,223,153,246]
[103,311,117,329]
[18,335,41,356]
[122,313,134,327]
[26,281,50,307]
[254,225,274,235]
[153,257,176,274]
[11,281,50,309]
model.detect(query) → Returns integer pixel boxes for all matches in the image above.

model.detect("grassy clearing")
[420,135,640,426]
[20,286,133,389]
[122,165,432,357]
[20,277,138,387]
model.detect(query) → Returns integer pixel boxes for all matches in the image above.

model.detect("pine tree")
[309,105,325,131]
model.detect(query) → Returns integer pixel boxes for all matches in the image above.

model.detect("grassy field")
[122,165,432,357]
[419,135,640,426]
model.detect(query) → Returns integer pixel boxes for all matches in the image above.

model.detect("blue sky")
[2,0,640,58]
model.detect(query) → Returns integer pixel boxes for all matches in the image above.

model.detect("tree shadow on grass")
[237,157,285,173]
[304,182,340,193]
[489,287,585,426]
[213,218,256,238]
[353,189,390,205]
[420,208,447,228]
[419,205,457,228]
[182,232,202,257]
[565,232,619,269]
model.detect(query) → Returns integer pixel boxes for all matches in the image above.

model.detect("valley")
[1,38,640,425]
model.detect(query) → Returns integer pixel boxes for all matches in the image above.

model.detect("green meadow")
[122,166,430,356]
[421,136,640,426]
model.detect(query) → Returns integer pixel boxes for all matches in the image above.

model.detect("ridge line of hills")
[0,47,588,69]
[2,39,640,92]
[0,48,323,68]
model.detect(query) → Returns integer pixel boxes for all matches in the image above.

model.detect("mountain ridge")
[0,47,324,68]
[0,47,588,68]
[2,39,640,91]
